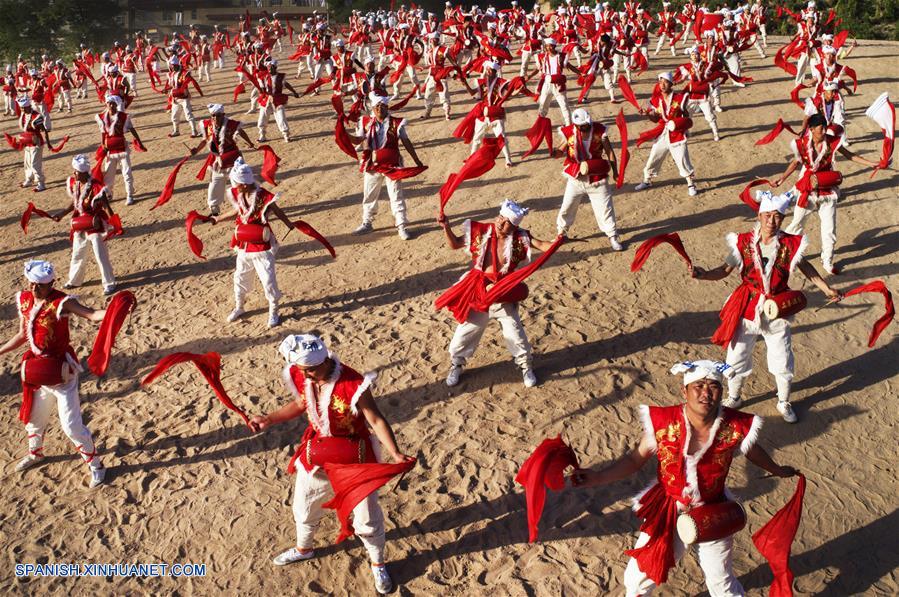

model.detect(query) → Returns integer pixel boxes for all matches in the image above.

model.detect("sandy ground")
[0,35,896,596]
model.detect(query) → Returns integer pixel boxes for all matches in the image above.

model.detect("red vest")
[467,220,530,281]
[203,118,241,167]
[18,290,73,359]
[649,91,691,144]
[561,123,609,182]
[98,111,129,153]
[732,230,805,320]
[229,186,277,252]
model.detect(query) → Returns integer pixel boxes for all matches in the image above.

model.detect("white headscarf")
[207,103,224,115]
[105,94,123,110]
[279,334,328,367]
[228,157,255,186]
[499,199,529,226]
[670,360,734,385]
[71,154,91,173]
[756,190,794,214]
[24,260,55,284]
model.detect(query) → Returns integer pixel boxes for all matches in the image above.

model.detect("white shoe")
[89,466,106,488]
[609,236,624,252]
[267,309,281,328]
[634,181,651,191]
[687,185,698,197]
[272,547,315,566]
[397,225,411,240]
[776,401,798,424]
[722,396,742,409]
[227,308,245,322]
[353,222,373,235]
[446,365,463,387]
[713,133,720,142]
[15,454,45,472]
[522,368,537,388]
[126,196,135,205]
[715,106,723,113]
[371,564,394,595]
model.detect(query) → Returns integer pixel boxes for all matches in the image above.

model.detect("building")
[126,0,328,38]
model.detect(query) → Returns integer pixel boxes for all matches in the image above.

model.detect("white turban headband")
[657,71,673,82]
[670,360,734,385]
[105,94,123,110]
[71,154,91,173]
[24,260,55,284]
[369,93,389,107]
[756,190,794,214]
[822,80,839,91]
[279,334,328,367]
[229,157,255,186]
[207,103,224,115]
[499,199,529,226]
[16,97,31,108]
[572,108,591,126]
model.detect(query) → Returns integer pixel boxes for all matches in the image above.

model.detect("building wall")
[129,0,328,37]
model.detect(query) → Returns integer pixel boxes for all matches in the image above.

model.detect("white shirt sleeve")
[396,117,408,140]
[790,138,801,161]
[803,98,817,117]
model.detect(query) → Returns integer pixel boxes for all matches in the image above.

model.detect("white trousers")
[25,375,102,469]
[68,231,115,291]
[234,249,281,309]
[784,191,837,269]
[612,53,631,82]
[794,52,811,85]
[171,98,198,135]
[557,177,617,236]
[538,82,572,126]
[423,76,451,116]
[519,49,533,77]
[103,149,134,200]
[207,165,231,212]
[125,72,138,96]
[312,59,334,82]
[726,315,794,402]
[362,172,407,227]
[624,532,744,597]
[642,137,694,182]
[391,65,421,98]
[687,98,719,136]
[57,89,73,111]
[198,63,210,82]
[258,103,290,140]
[4,92,13,114]
[214,56,225,69]
[23,146,44,186]
[448,302,532,368]
[654,35,678,56]
[470,118,512,163]
[724,53,742,79]
[293,467,385,563]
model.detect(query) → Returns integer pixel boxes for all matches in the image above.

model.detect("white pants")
[724,53,742,79]
[642,137,694,183]
[612,53,631,82]
[654,35,678,56]
[293,467,385,563]
[258,103,290,140]
[25,375,102,468]
[23,145,44,186]
[68,231,115,291]
[687,98,719,137]
[759,25,768,46]
[391,65,421,98]
[234,249,281,309]
[794,52,811,85]
[4,93,14,114]
[538,81,572,126]
[125,72,138,96]
[214,56,225,69]
[362,172,407,227]
[423,76,451,116]
[581,70,616,102]
[198,63,210,82]
[784,191,837,269]
[171,98,198,135]
[312,59,334,82]
[448,302,532,368]
[519,49,533,77]
[207,165,231,212]
[624,532,744,597]
[103,149,134,200]
[557,177,617,236]
[726,315,794,402]
[470,117,512,163]
[57,89,73,112]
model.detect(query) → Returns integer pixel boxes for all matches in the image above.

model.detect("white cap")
[499,199,529,226]
[207,103,224,114]
[822,45,836,55]
[24,260,55,284]
[229,157,255,186]
[71,154,91,173]
[670,360,734,385]
[657,71,673,82]
[486,61,501,71]
[572,108,591,126]
[822,80,839,91]
[105,94,123,110]
[369,92,389,107]
[17,97,31,108]
[279,334,329,367]
[756,190,794,214]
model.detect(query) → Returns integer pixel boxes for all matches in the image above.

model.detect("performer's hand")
[248,415,270,433]
[825,287,842,302]
[690,264,706,279]
[769,178,782,189]
[389,451,412,464]
[437,213,448,226]
[569,468,601,488]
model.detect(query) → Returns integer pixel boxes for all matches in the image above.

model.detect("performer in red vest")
[676,47,721,142]
[96,94,144,205]
[690,191,842,422]
[0,260,108,488]
[166,60,202,138]
[556,108,622,250]
[438,200,556,388]
[421,32,458,121]
[470,61,514,166]
[249,334,410,595]
[533,37,576,127]
[14,98,51,192]
[256,59,299,143]
[571,359,799,596]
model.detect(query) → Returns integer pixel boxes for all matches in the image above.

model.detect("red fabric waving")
[514,436,579,543]
[334,117,358,159]
[523,115,553,158]
[636,122,666,148]
[152,154,192,210]
[630,233,692,273]
[382,165,427,181]
[21,202,53,234]
[330,93,345,117]
[789,84,807,109]
[616,108,629,189]
[185,210,213,259]
[87,290,136,377]
[301,78,331,96]
[843,281,895,347]
[4,132,23,151]
[286,219,337,258]
[480,236,565,310]
[577,73,596,104]
[141,352,251,427]
[131,139,148,152]
[625,483,681,584]
[452,102,483,144]
[712,283,753,347]
[756,119,800,146]
[48,135,70,153]
[232,82,246,103]
[618,75,641,111]
[258,144,281,185]
[322,458,417,543]
[752,475,806,597]
[389,85,419,111]
[439,137,505,215]
[104,213,124,241]
[739,179,770,211]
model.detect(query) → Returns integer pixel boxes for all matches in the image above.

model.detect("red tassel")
[843,66,858,93]
[285,219,337,258]
[756,119,800,146]
[141,352,251,427]
[439,137,505,215]
[636,122,666,148]
[523,115,553,158]
[739,179,770,211]
[258,144,281,185]
[232,82,246,103]
[152,154,193,210]
[615,108,629,189]
[630,233,692,273]
[842,281,895,347]
[104,213,124,241]
[322,458,416,543]
[752,475,806,597]
[87,291,136,377]
[789,84,807,110]
[334,117,358,159]
[833,30,849,49]
[577,73,596,104]
[4,132,23,151]
[185,210,213,259]
[774,40,799,76]
[514,436,579,543]
[711,284,754,347]
[48,135,70,153]
[21,202,53,234]
[618,75,641,111]
[330,93,345,117]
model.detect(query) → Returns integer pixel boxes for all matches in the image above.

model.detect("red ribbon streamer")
[334,117,358,160]
[843,280,895,347]
[514,436,579,543]
[756,119,801,146]
[523,115,553,158]
[752,475,806,597]
[104,213,124,242]
[48,135,70,153]
[87,290,136,377]
[258,144,281,186]
[285,219,337,258]
[739,179,771,211]
[439,137,505,215]
[618,75,641,111]
[631,233,693,273]
[152,154,193,210]
[21,202,53,234]
[185,210,213,259]
[141,352,251,427]
[616,108,629,189]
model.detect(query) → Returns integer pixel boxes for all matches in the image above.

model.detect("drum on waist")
[676,500,746,545]
[71,214,99,233]
[234,223,271,244]
[303,435,375,467]
[21,356,71,387]
[762,290,807,320]
[579,159,610,178]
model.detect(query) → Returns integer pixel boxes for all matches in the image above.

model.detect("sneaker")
[371,564,394,595]
[33,185,46,192]
[776,401,798,424]
[713,133,720,142]
[227,308,245,322]
[267,310,281,328]
[103,285,117,296]
[15,454,45,472]
[634,181,651,191]
[522,368,537,388]
[687,185,698,197]
[126,196,135,206]
[397,225,411,240]
[446,365,463,387]
[353,221,373,235]
[609,236,624,252]
[722,396,742,409]
[272,547,315,566]
[89,466,106,488]
[714,106,723,113]
[167,132,180,137]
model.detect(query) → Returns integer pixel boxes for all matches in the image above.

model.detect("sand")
[0,36,897,596]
